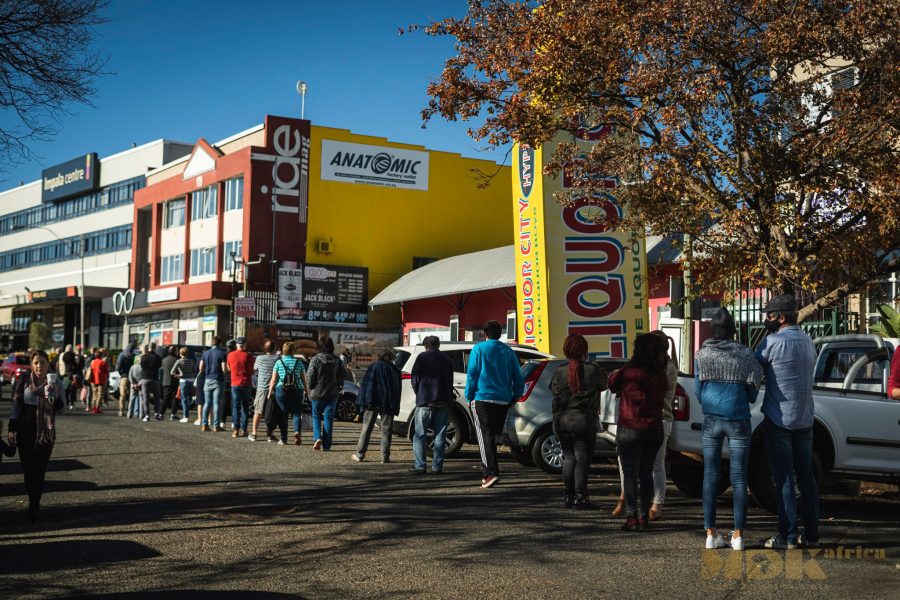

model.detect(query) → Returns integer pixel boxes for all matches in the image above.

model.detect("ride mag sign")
[512,130,648,358]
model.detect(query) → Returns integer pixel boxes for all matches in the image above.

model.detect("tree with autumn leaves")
[416,0,899,321]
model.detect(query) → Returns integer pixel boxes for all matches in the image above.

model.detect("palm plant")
[870,303,900,338]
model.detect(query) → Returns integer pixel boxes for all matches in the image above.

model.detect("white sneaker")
[730,533,744,551]
[706,534,727,549]
[247,434,256,442]
[179,417,189,423]
[193,419,201,426]
[142,416,149,422]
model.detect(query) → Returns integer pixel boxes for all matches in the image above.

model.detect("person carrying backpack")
[306,336,347,451]
[267,342,309,445]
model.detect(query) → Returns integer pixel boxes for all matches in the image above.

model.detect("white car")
[392,342,553,457]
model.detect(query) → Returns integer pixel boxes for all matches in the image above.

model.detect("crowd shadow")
[0,539,160,574]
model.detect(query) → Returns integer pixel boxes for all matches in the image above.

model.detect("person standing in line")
[128,360,144,419]
[351,350,402,463]
[76,346,89,410]
[8,350,64,521]
[171,347,197,424]
[249,341,279,442]
[408,336,455,475]
[226,337,255,438]
[887,344,900,400]
[115,343,136,417]
[60,344,77,409]
[88,349,109,414]
[197,337,227,432]
[755,294,820,550]
[307,336,347,451]
[464,320,525,489]
[612,330,678,519]
[696,308,763,551]
[551,333,606,509]
[160,346,179,421]
[139,343,163,422]
[608,333,668,531]
[267,342,308,445]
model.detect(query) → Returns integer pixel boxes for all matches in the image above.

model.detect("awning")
[370,246,515,307]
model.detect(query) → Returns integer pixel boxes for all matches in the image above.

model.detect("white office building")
[0,140,192,352]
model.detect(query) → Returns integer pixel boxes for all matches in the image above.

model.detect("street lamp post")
[229,252,266,339]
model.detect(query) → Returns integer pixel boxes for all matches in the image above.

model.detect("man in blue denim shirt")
[755,294,819,550]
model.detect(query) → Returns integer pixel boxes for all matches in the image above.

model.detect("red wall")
[401,287,515,339]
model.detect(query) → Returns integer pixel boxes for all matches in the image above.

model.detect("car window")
[816,349,884,384]
[394,350,411,371]
[15,355,29,365]
[514,350,546,367]
[443,350,466,374]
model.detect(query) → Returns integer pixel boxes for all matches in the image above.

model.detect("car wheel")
[749,446,823,515]
[670,463,730,499]
[508,444,534,466]
[335,394,358,422]
[426,410,465,458]
[531,429,563,474]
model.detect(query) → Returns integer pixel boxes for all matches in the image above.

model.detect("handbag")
[263,392,277,424]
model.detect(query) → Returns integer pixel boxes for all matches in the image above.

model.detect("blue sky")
[1,0,506,187]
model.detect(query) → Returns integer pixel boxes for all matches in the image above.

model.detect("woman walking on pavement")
[8,350,65,521]
[267,342,308,445]
[697,308,763,551]
[307,336,347,451]
[608,334,668,531]
[550,333,606,509]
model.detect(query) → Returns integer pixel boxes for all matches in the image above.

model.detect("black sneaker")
[154,414,163,421]
[381,456,391,464]
[409,466,426,474]
[573,493,598,510]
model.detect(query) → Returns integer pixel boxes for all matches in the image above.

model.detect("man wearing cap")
[225,337,255,438]
[755,294,819,550]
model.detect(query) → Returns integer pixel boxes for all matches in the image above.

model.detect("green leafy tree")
[870,303,900,338]
[416,0,900,322]
[29,321,52,351]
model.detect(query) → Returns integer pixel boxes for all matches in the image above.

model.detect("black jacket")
[411,349,455,407]
[550,361,607,416]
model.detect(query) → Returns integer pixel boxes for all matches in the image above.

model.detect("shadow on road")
[0,539,160,574]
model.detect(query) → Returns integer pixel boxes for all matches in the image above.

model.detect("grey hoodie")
[307,352,346,400]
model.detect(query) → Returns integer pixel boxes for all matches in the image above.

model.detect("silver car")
[502,358,626,473]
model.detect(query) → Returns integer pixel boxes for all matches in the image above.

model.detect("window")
[223,240,242,274]
[160,254,184,283]
[164,198,186,228]
[190,247,217,277]
[0,225,131,273]
[190,185,218,221]
[225,177,244,211]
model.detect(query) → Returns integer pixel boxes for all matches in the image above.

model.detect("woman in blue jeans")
[695,308,763,551]
[267,342,308,445]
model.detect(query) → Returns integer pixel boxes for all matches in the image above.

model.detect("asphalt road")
[1,394,898,599]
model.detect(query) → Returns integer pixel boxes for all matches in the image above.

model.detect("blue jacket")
[357,359,402,415]
[696,378,756,421]
[464,340,524,404]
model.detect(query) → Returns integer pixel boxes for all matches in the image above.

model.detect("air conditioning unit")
[317,240,332,254]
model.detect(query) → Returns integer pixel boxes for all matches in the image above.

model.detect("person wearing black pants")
[550,333,606,509]
[8,350,64,521]
[608,334,668,531]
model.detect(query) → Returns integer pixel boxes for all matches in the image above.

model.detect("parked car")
[503,358,693,474]
[392,342,553,457]
[665,334,900,514]
[1,352,31,385]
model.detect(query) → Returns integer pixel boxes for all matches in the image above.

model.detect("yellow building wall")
[306,126,513,297]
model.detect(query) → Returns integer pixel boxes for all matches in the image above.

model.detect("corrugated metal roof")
[369,246,515,307]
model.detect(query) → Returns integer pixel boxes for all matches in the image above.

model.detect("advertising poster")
[513,130,648,359]
[321,139,429,191]
[277,262,368,325]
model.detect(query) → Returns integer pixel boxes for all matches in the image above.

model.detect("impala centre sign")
[41,153,100,203]
[321,140,429,191]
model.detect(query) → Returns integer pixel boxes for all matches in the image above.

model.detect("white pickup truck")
[661,334,899,513]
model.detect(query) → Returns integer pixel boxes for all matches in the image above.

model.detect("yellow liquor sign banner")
[513,130,648,358]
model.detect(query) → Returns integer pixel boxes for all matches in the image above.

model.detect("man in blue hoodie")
[465,320,525,488]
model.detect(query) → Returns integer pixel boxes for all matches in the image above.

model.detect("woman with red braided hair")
[550,333,607,509]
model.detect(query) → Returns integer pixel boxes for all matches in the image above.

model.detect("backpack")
[279,358,299,390]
